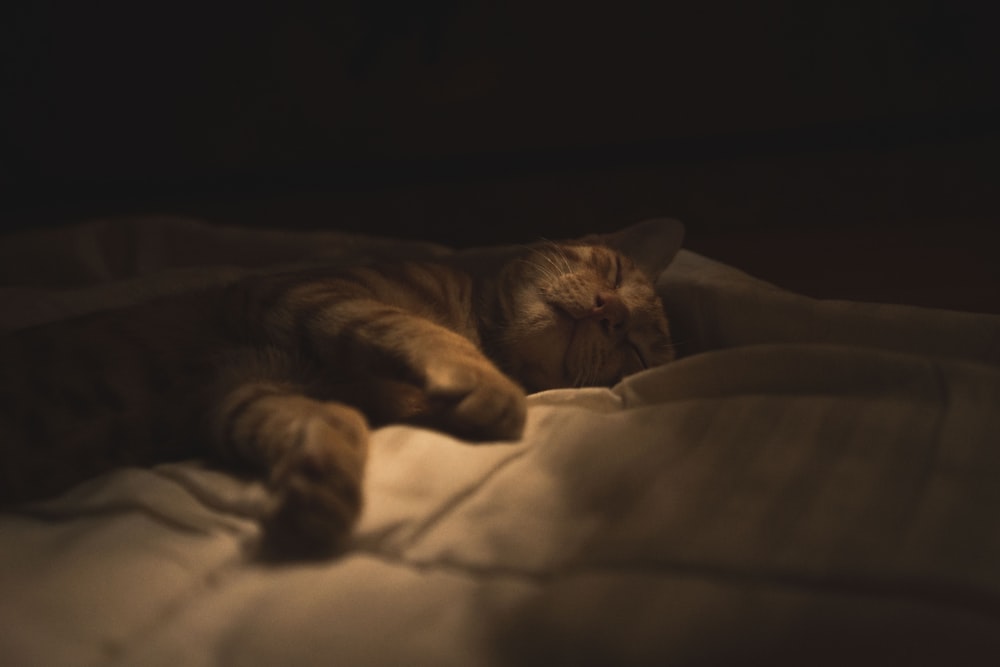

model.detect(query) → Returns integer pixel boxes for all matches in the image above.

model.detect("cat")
[0,221,682,558]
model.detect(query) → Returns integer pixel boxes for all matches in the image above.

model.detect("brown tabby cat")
[0,222,681,557]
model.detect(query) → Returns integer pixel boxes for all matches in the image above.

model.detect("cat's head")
[493,219,684,392]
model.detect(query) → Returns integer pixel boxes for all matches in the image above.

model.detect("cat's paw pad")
[423,358,527,441]
[260,410,368,559]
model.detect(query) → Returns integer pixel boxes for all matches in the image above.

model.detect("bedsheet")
[2,217,1000,666]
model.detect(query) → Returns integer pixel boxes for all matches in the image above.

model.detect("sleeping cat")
[0,220,682,557]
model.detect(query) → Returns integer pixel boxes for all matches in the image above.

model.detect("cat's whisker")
[516,257,555,285]
[526,240,571,279]
[551,246,573,275]
[531,264,559,287]
[537,252,567,281]
[521,255,563,287]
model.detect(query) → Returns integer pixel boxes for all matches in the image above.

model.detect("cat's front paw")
[260,408,368,559]
[423,358,527,442]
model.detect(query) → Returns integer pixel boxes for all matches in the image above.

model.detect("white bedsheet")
[2,218,999,666]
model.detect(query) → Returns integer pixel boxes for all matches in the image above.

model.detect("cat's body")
[0,223,680,557]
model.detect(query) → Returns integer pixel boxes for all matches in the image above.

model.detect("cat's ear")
[585,218,685,278]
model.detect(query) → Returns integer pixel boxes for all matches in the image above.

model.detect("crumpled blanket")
[2,217,999,666]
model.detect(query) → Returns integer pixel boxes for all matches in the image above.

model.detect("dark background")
[2,1,998,311]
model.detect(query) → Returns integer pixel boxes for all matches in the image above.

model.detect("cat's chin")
[500,304,579,392]
[555,307,585,385]
[558,316,625,388]
[619,344,647,377]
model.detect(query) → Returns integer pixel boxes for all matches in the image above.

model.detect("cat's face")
[497,243,675,392]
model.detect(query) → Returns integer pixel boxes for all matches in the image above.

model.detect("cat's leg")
[206,347,368,558]
[302,301,528,442]
[233,273,527,441]
[416,337,528,441]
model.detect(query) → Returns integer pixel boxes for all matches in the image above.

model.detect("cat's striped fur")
[0,227,679,557]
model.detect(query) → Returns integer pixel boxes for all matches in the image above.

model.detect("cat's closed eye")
[609,256,623,289]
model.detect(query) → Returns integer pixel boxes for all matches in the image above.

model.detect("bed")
[2,216,999,666]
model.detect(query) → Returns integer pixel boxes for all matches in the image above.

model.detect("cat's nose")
[591,292,627,330]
